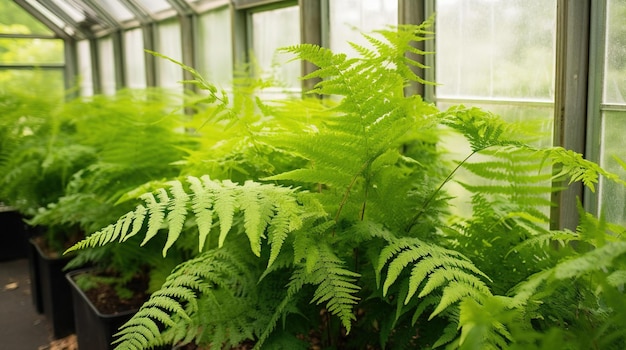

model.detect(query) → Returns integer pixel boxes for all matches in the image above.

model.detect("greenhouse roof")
[8,0,238,39]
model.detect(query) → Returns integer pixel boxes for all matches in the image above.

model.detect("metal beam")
[551,0,592,230]
[299,0,322,94]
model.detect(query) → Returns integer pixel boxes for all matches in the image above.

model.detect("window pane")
[98,37,117,95]
[0,69,65,98]
[0,0,53,35]
[599,112,626,224]
[50,0,86,22]
[156,20,183,92]
[77,39,93,96]
[124,28,147,89]
[604,0,626,104]
[197,7,232,87]
[329,0,398,56]
[134,0,172,14]
[436,0,556,100]
[0,38,64,64]
[92,0,134,22]
[251,5,300,95]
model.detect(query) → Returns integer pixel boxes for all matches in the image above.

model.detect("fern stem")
[334,160,371,231]
[405,150,477,233]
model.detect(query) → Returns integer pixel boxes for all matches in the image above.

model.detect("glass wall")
[250,5,300,97]
[124,28,147,89]
[0,0,65,97]
[156,20,183,92]
[599,0,626,224]
[197,6,233,88]
[98,36,117,95]
[76,39,94,96]
[328,0,398,56]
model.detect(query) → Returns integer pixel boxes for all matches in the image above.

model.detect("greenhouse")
[1,0,625,349]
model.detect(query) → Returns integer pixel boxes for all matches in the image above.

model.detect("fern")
[67,175,313,260]
[377,237,491,320]
[113,247,254,349]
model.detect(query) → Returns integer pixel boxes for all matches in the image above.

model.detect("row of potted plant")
[0,86,199,346]
[3,20,626,349]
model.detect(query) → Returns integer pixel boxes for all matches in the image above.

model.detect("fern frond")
[67,176,313,260]
[308,245,361,332]
[114,248,252,350]
[378,237,491,320]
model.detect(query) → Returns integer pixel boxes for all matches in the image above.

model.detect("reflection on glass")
[77,40,93,96]
[604,0,626,104]
[436,0,556,100]
[156,20,183,93]
[0,38,64,64]
[251,6,300,95]
[329,0,398,56]
[124,28,146,89]
[600,112,626,224]
[197,7,232,87]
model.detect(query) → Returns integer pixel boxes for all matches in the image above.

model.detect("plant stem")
[405,150,477,233]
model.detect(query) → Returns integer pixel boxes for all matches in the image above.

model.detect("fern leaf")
[379,237,491,320]
[162,180,189,256]
[140,189,168,246]
[211,179,238,248]
[553,241,626,280]
[308,245,361,333]
[187,175,214,251]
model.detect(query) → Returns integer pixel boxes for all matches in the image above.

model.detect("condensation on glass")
[436,0,556,102]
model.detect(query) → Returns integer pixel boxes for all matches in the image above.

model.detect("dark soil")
[81,271,150,315]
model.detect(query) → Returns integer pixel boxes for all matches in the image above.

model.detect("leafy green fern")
[66,175,314,263]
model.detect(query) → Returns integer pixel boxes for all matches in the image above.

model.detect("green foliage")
[63,20,626,350]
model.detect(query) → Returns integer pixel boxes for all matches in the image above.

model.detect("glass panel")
[98,36,117,95]
[92,0,134,22]
[599,112,626,224]
[436,0,557,101]
[50,0,86,22]
[77,39,94,96]
[604,0,626,104]
[329,0,398,56]
[0,0,53,35]
[197,7,232,87]
[156,20,183,92]
[0,38,64,64]
[0,69,65,97]
[134,0,172,14]
[124,28,147,89]
[251,5,300,96]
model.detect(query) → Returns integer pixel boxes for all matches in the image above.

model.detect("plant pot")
[30,238,75,339]
[66,269,139,350]
[0,206,28,261]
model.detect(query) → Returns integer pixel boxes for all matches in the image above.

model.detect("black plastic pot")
[30,238,75,339]
[66,269,139,350]
[0,206,28,261]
